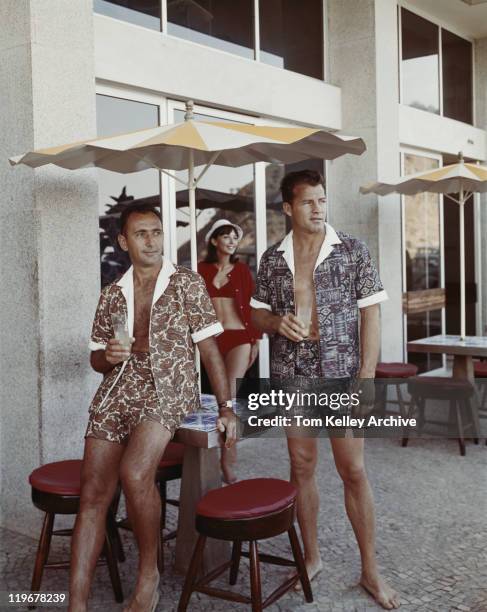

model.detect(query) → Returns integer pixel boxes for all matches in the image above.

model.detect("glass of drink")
[111,312,131,351]
[296,304,311,339]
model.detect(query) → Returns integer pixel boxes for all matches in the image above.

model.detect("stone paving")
[1,436,486,612]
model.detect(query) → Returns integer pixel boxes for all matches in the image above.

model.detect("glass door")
[401,150,445,373]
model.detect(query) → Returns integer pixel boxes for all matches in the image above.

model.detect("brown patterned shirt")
[89,258,223,430]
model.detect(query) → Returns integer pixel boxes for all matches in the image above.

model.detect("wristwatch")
[218,400,233,411]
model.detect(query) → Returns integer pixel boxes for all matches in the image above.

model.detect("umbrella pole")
[459,187,466,340]
[188,149,197,272]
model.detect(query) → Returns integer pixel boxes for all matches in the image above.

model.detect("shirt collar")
[276,223,342,275]
[116,257,176,306]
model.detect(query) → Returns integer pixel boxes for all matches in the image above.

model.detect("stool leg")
[229,540,242,585]
[159,480,167,529]
[402,394,416,447]
[454,401,466,456]
[177,534,206,612]
[31,512,54,594]
[249,540,262,612]
[468,398,481,444]
[104,516,124,603]
[158,480,167,574]
[396,384,406,418]
[288,525,313,603]
[108,495,126,564]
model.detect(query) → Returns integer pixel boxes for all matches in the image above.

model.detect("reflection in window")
[172,110,257,275]
[94,0,161,30]
[96,94,160,287]
[404,155,440,292]
[265,159,326,248]
[407,310,443,373]
[167,0,253,59]
[401,8,439,114]
[442,29,473,125]
[403,154,443,373]
[259,0,323,79]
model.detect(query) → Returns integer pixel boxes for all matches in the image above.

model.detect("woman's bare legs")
[220,343,251,484]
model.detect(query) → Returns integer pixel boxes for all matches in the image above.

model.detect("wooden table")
[407,334,487,382]
[171,397,231,575]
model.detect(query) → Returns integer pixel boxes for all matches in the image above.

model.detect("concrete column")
[474,38,487,334]
[0,0,99,534]
[327,0,403,361]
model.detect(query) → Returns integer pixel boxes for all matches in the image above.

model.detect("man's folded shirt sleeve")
[355,240,388,309]
[187,274,224,343]
[89,288,112,351]
[251,251,272,311]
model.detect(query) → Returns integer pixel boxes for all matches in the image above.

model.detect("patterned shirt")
[251,224,388,380]
[89,258,223,431]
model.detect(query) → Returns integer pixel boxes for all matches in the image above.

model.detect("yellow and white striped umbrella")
[360,154,487,339]
[10,101,366,271]
[360,159,487,196]
[9,119,365,172]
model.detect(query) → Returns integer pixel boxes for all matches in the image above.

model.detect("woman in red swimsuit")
[198,219,261,483]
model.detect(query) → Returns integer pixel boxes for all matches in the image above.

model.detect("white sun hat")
[205,219,243,243]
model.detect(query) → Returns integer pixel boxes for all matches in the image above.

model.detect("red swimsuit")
[198,262,261,356]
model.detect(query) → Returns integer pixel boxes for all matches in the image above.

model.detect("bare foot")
[292,558,323,591]
[360,572,400,610]
[124,572,160,612]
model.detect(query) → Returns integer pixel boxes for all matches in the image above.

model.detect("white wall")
[399,105,486,162]
[94,14,342,130]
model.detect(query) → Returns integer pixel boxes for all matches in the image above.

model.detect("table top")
[407,334,487,357]
[173,394,236,449]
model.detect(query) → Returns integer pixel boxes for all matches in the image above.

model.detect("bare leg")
[69,438,125,612]
[220,343,251,484]
[330,436,400,610]
[286,436,323,585]
[120,420,171,611]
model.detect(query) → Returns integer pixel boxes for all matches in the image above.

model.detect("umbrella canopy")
[10,100,366,270]
[10,121,365,172]
[361,160,487,197]
[360,153,486,339]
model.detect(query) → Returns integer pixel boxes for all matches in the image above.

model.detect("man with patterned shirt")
[69,204,236,612]
[251,170,399,610]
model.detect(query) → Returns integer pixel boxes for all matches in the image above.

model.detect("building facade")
[1,0,487,531]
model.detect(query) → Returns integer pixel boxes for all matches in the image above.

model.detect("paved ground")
[1,435,486,612]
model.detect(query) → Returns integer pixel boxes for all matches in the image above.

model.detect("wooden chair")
[178,478,313,612]
[28,460,123,607]
[375,362,418,417]
[402,377,479,456]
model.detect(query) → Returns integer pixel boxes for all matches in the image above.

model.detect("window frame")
[398,1,475,126]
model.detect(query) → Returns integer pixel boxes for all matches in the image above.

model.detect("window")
[259,0,323,79]
[95,1,325,80]
[94,0,161,30]
[167,0,254,59]
[96,94,160,287]
[401,8,440,114]
[400,8,473,124]
[442,29,473,124]
[172,109,257,273]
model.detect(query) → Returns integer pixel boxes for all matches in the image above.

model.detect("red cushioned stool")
[402,377,479,456]
[116,442,184,572]
[375,362,418,418]
[28,460,123,606]
[178,478,312,612]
